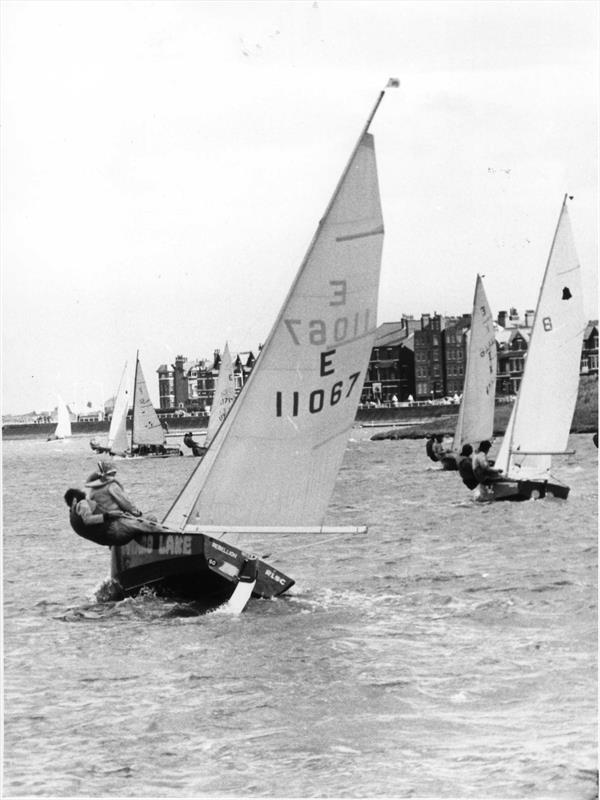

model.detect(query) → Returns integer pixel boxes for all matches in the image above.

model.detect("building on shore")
[157,350,258,415]
[151,311,598,415]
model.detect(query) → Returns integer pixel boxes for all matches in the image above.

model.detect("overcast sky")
[2,0,598,414]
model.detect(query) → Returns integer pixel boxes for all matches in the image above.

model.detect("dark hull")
[479,478,570,502]
[111,531,294,612]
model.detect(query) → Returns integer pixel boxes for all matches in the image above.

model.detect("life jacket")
[69,500,113,546]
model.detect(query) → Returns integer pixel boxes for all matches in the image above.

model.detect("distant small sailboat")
[440,275,497,470]
[90,363,129,456]
[183,343,236,457]
[111,83,393,611]
[480,195,584,501]
[129,353,182,458]
[47,396,71,441]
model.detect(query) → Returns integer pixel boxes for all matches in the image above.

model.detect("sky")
[2,0,598,415]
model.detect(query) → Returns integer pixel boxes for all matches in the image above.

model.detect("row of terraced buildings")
[156,309,598,413]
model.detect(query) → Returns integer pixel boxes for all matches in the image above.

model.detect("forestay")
[107,363,129,454]
[132,355,165,447]
[495,196,584,479]
[164,130,384,532]
[205,342,236,448]
[453,275,497,451]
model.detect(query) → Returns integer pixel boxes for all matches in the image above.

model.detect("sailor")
[432,434,446,461]
[64,488,150,546]
[425,435,438,462]
[84,461,164,539]
[472,441,502,483]
[457,444,478,490]
[183,432,205,457]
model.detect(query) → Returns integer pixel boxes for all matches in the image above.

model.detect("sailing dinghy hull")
[111,532,294,610]
[478,478,570,502]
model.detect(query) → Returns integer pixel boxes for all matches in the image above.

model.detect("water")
[2,432,597,798]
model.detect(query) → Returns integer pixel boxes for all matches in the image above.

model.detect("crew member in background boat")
[457,444,478,490]
[472,441,502,483]
[432,435,445,461]
[425,435,438,462]
[84,461,163,539]
[64,488,158,546]
[183,432,205,457]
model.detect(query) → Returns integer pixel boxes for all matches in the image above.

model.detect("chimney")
[421,313,431,330]
[497,311,508,328]
[525,309,535,328]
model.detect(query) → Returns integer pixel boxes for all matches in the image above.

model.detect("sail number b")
[276,372,361,417]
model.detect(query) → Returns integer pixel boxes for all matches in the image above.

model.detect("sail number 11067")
[276,370,361,417]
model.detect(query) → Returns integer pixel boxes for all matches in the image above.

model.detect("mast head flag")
[387,78,400,88]
[163,85,397,532]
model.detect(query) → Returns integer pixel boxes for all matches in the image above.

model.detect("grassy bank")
[370,375,598,440]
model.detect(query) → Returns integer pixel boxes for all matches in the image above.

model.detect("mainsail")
[164,108,385,532]
[495,196,584,479]
[205,343,236,449]
[54,396,72,439]
[452,275,497,451]
[107,363,129,454]
[132,354,164,447]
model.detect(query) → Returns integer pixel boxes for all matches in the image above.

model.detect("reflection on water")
[2,432,597,798]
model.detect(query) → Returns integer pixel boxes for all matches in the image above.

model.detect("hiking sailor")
[64,488,160,546]
[472,441,502,484]
[82,460,165,541]
[457,444,478,490]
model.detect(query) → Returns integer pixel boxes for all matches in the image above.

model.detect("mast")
[131,350,139,449]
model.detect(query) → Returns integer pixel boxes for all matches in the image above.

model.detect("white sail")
[495,196,584,479]
[54,396,72,438]
[107,363,130,454]
[205,343,236,448]
[452,275,497,451]
[132,354,165,447]
[164,123,384,532]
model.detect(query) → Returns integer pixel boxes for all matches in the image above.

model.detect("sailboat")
[183,343,236,457]
[480,195,584,501]
[90,363,130,456]
[129,353,182,458]
[440,275,497,469]
[47,396,72,441]
[111,84,392,611]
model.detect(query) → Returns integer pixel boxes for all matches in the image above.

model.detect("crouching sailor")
[64,488,161,546]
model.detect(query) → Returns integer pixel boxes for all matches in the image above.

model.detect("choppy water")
[2,431,597,798]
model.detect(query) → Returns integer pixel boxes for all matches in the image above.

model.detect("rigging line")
[264,534,354,558]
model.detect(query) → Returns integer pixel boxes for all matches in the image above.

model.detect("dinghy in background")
[479,195,585,501]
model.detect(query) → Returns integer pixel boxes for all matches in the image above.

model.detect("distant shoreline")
[3,388,597,442]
